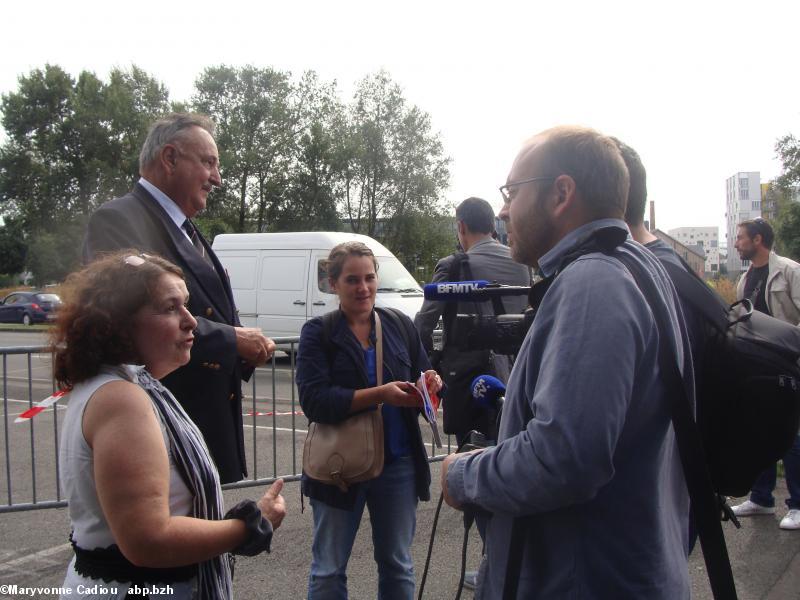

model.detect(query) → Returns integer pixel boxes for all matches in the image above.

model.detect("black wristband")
[224,499,273,556]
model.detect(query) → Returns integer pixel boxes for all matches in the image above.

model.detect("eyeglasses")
[123,253,153,267]
[499,176,556,203]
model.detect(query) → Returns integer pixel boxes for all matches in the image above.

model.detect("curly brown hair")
[51,251,184,389]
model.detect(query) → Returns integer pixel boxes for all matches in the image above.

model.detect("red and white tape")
[244,410,305,417]
[14,390,68,423]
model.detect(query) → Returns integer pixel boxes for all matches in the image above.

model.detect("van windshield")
[375,257,421,293]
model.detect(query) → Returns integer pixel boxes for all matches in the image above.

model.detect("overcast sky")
[3,0,798,248]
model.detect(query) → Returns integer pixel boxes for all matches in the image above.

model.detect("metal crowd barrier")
[1,339,451,513]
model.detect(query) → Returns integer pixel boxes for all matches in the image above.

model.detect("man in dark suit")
[414,197,531,444]
[83,113,275,484]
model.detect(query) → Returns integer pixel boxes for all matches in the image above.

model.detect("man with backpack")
[730,218,800,530]
[440,126,693,599]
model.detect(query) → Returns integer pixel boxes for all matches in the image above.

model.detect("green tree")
[0,64,170,283]
[25,218,85,286]
[193,67,339,233]
[0,65,78,231]
[775,196,800,261]
[0,216,27,275]
[335,71,451,248]
[389,211,456,281]
[103,65,172,192]
[776,135,800,190]
[773,135,800,261]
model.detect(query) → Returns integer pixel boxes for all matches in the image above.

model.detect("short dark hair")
[738,218,774,250]
[611,138,647,226]
[455,197,495,235]
[52,251,184,389]
[324,241,379,282]
[536,126,629,219]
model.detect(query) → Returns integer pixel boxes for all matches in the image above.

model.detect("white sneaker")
[731,500,776,516]
[462,570,477,591]
[779,509,800,530]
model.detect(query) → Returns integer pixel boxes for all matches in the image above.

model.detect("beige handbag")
[302,312,385,492]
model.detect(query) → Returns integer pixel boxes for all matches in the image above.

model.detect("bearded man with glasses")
[440,125,693,599]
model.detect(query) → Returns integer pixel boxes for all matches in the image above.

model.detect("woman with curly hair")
[55,251,285,599]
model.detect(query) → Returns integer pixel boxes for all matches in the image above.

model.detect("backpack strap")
[503,227,629,600]
[503,227,628,600]
[659,259,729,333]
[319,309,342,366]
[615,252,737,600]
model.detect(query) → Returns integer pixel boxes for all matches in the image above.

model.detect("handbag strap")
[375,311,383,386]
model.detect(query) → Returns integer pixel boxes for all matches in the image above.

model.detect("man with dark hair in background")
[617,137,711,554]
[83,113,275,484]
[414,197,531,445]
[441,126,692,598]
[729,218,800,530]
[616,138,707,372]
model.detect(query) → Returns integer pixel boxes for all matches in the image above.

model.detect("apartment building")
[653,229,706,277]
[725,172,761,274]
[668,226,720,276]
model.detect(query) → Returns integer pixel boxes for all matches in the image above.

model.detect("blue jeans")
[750,434,800,510]
[307,456,418,600]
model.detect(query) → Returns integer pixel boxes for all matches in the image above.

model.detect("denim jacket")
[297,307,432,509]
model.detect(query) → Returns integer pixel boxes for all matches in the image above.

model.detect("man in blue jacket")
[441,126,692,598]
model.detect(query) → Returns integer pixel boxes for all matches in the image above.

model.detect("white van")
[211,232,424,340]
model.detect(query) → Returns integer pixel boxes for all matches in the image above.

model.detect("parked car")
[0,291,62,325]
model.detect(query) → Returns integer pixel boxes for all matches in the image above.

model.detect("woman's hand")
[424,370,443,394]
[379,381,422,407]
[257,479,287,530]
[423,369,443,411]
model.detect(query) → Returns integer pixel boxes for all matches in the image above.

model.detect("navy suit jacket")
[82,182,250,483]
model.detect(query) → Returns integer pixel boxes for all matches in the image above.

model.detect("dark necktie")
[182,219,214,267]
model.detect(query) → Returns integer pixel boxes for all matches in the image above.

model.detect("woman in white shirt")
[55,251,285,599]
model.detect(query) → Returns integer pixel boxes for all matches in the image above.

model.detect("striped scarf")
[134,367,233,599]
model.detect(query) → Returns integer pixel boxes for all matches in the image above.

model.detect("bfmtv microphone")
[423,280,490,301]
[470,374,506,411]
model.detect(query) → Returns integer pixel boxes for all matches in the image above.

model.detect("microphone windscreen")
[470,374,506,409]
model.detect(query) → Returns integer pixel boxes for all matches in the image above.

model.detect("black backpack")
[503,228,800,600]
[660,258,800,498]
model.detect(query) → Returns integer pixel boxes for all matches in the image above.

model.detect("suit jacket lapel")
[193,224,240,324]
[133,184,235,323]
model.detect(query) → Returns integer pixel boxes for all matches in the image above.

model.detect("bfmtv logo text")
[435,282,484,295]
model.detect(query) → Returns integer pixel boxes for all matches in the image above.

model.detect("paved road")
[0,472,798,599]
[1,330,799,598]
